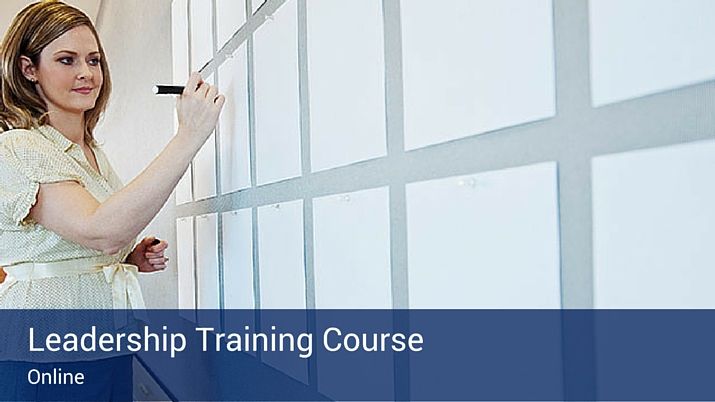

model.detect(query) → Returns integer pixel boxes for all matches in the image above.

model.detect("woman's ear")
[18,55,38,83]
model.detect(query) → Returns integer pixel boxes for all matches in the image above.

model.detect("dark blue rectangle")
[1,310,715,401]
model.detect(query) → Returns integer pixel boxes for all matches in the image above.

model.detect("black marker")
[152,85,184,95]
[153,82,211,95]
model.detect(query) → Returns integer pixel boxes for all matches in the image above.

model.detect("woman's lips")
[72,88,93,95]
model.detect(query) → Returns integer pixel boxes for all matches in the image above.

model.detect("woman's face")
[32,25,103,116]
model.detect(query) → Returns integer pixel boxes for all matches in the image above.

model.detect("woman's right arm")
[27,73,225,255]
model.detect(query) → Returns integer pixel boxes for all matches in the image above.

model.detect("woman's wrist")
[175,126,204,149]
[168,131,202,166]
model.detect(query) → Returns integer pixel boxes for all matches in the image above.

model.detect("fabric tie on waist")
[0,256,146,310]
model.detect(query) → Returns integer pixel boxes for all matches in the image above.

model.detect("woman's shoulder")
[0,127,38,143]
[0,126,49,146]
[0,127,58,157]
[0,128,68,181]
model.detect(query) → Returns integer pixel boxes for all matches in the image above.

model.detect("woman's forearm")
[90,130,200,253]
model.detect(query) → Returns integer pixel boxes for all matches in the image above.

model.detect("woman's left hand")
[126,236,169,273]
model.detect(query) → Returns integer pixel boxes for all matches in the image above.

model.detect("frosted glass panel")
[253,0,302,184]
[406,162,561,308]
[400,0,555,150]
[216,0,246,49]
[218,48,251,194]
[313,187,391,308]
[190,0,213,71]
[589,0,715,106]
[258,200,305,308]
[172,0,189,84]
[195,213,220,310]
[592,140,715,308]
[306,0,386,171]
[222,209,254,309]
[176,217,195,310]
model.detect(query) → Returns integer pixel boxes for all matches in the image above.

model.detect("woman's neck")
[47,111,86,145]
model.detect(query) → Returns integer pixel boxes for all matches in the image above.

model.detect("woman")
[0,1,223,309]
[0,1,223,399]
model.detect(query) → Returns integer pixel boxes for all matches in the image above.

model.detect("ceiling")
[1,0,102,41]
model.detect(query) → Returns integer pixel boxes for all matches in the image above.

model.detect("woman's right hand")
[176,72,226,147]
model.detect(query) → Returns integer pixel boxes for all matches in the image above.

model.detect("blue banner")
[1,310,715,401]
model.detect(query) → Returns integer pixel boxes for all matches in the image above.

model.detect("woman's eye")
[59,57,73,65]
[89,58,100,66]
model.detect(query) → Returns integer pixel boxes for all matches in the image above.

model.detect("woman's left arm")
[125,237,168,273]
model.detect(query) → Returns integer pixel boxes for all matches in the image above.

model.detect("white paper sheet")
[406,162,561,308]
[195,213,220,310]
[218,48,251,194]
[176,217,196,310]
[313,187,392,308]
[174,112,193,205]
[592,140,715,308]
[193,132,217,200]
[222,209,255,309]
[193,75,217,200]
[306,0,386,171]
[171,0,189,84]
[257,199,306,309]
[589,0,715,106]
[175,168,193,205]
[257,199,308,383]
[253,0,302,184]
[216,0,247,49]
[172,2,193,205]
[189,0,213,71]
[400,0,555,150]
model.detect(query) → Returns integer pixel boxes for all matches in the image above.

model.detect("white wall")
[95,0,178,308]
[0,0,101,36]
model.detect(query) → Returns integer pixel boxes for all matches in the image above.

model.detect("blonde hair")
[0,0,111,144]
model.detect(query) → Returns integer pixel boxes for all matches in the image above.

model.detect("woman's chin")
[67,103,97,114]
[49,106,95,116]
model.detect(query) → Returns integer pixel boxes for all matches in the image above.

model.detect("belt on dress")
[0,255,146,310]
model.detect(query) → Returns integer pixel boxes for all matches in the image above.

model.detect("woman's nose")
[77,62,93,81]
